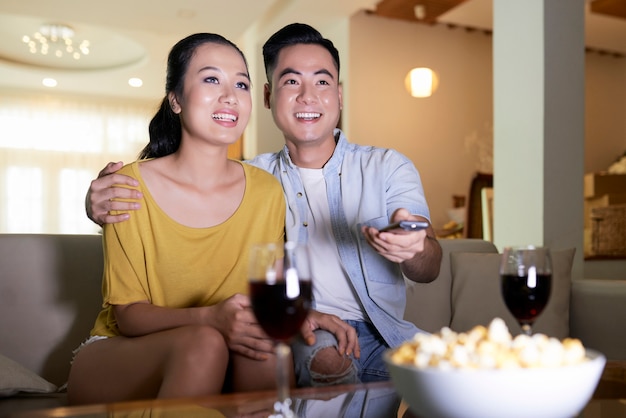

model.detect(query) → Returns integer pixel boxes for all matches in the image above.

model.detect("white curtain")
[0,91,155,234]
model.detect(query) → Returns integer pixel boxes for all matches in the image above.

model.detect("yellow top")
[91,160,285,337]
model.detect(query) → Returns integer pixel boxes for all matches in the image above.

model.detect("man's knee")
[310,347,356,384]
[311,347,350,374]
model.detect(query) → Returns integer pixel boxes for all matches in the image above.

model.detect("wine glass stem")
[521,324,532,336]
[275,342,292,411]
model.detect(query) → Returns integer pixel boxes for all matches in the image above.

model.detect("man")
[85,23,442,386]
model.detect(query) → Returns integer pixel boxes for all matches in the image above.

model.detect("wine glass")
[248,241,312,418]
[499,246,552,336]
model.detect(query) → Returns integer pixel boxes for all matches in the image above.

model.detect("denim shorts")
[291,320,390,387]
[71,335,108,363]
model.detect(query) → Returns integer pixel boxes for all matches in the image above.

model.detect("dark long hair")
[262,23,340,85]
[139,33,248,159]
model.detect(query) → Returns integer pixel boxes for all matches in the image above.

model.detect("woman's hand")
[207,294,275,361]
[112,294,275,361]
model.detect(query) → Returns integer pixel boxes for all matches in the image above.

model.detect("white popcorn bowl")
[384,348,606,418]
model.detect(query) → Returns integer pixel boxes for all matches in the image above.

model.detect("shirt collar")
[278,129,347,172]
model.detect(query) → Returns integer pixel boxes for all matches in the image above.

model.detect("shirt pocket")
[356,216,402,285]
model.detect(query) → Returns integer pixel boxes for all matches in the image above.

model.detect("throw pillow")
[0,354,57,397]
[449,248,575,339]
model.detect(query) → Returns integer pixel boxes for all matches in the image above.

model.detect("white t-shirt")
[298,167,365,321]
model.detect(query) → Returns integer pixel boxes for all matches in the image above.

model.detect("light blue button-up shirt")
[247,129,430,347]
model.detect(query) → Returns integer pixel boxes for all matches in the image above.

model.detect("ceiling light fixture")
[22,24,90,60]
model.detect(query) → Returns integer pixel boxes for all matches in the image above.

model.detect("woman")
[67,33,286,404]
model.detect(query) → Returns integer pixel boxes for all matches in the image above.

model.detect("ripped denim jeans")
[292,320,390,387]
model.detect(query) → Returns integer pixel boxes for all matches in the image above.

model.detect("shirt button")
[303,222,308,227]
[297,192,303,198]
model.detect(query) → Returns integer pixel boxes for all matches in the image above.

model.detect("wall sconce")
[405,67,439,98]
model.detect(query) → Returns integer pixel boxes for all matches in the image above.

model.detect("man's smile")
[295,112,321,120]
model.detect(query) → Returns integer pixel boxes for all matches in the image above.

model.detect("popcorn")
[391,318,588,370]
[487,317,512,345]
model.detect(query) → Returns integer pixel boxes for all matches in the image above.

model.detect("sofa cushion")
[449,248,575,338]
[0,234,103,386]
[570,279,626,360]
[404,239,498,333]
[0,354,57,398]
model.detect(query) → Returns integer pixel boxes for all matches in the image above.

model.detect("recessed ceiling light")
[42,78,57,87]
[128,77,143,87]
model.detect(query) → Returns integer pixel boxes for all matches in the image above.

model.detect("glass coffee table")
[12,361,626,418]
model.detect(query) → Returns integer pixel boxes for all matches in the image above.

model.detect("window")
[5,166,43,233]
[0,92,153,233]
[59,169,99,234]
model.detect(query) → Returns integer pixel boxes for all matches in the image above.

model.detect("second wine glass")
[248,241,312,418]
[499,246,552,336]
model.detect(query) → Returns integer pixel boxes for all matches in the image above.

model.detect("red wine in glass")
[249,279,312,342]
[501,273,551,328]
[248,242,312,417]
[500,246,552,335]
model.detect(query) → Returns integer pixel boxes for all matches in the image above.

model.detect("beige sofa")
[1,234,625,416]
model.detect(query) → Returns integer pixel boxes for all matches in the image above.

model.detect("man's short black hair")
[262,23,340,84]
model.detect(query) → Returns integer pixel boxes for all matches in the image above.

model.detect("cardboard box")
[584,173,626,198]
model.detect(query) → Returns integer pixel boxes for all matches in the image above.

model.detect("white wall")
[348,11,494,229]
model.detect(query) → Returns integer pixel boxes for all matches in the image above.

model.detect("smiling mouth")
[212,113,237,122]
[296,112,321,120]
